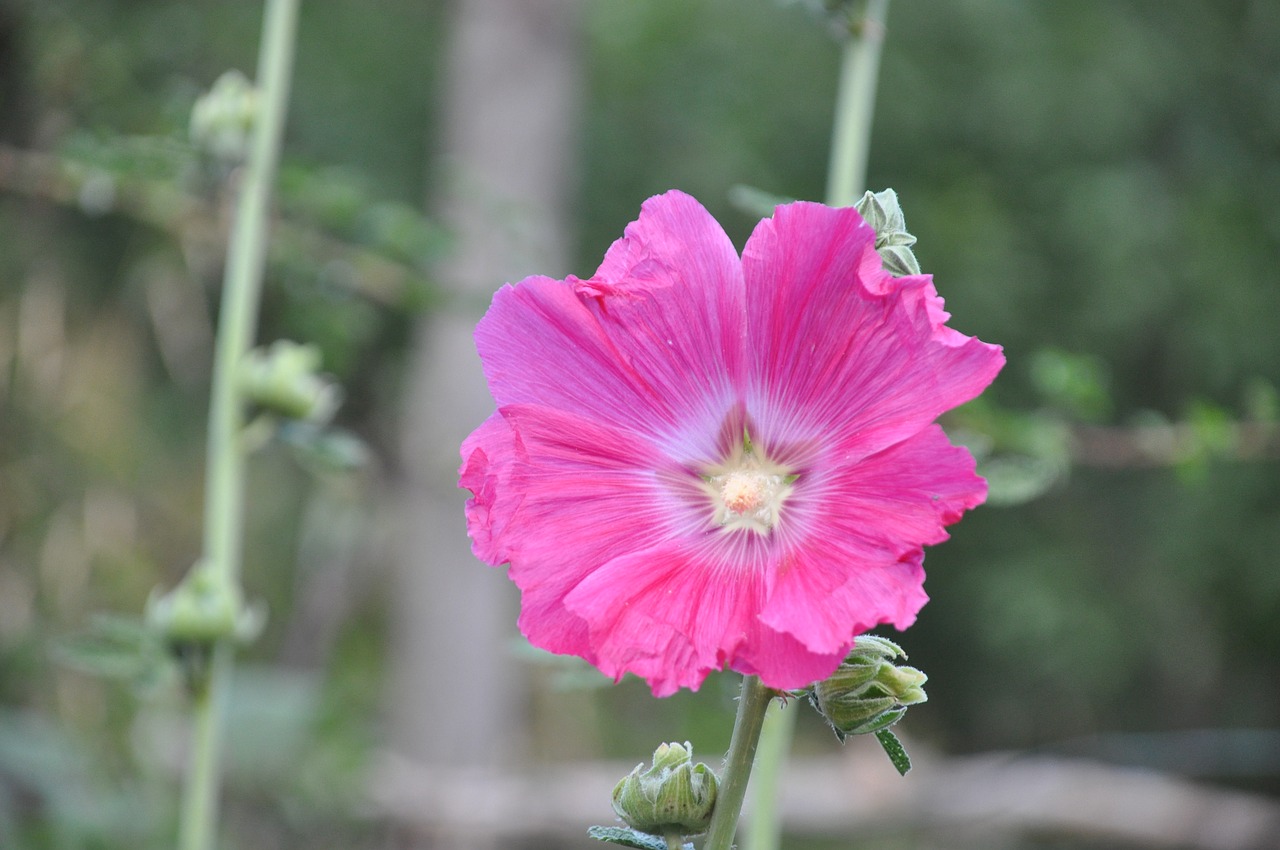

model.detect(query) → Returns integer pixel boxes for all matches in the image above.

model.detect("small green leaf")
[874,728,912,776]
[980,454,1065,506]
[279,423,370,474]
[52,614,172,690]
[588,825,690,850]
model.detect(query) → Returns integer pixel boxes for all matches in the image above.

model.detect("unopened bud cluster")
[611,742,718,838]
[855,188,921,276]
[145,560,264,645]
[809,634,927,741]
[190,70,259,164]
[239,340,341,424]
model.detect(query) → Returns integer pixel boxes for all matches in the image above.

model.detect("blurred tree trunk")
[388,0,580,845]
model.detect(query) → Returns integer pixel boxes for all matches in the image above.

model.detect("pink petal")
[760,545,929,655]
[741,202,1004,464]
[810,423,988,553]
[497,404,684,558]
[458,411,518,566]
[560,541,766,696]
[561,539,861,694]
[474,191,747,463]
[758,425,982,652]
[729,623,850,692]
[462,401,707,664]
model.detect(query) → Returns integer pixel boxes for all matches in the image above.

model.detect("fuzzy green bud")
[855,188,922,276]
[145,562,265,646]
[239,340,341,424]
[144,563,264,693]
[611,742,719,837]
[190,70,258,164]
[810,635,928,741]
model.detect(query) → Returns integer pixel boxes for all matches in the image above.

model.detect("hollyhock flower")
[460,191,1003,697]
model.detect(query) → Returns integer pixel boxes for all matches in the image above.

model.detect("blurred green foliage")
[1,0,1278,847]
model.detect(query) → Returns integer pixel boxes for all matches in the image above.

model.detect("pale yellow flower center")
[702,440,793,535]
[720,470,768,514]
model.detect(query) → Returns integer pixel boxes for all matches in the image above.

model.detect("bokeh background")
[1,0,1278,848]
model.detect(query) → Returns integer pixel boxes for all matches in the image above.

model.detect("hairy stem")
[178,1,300,849]
[703,675,774,850]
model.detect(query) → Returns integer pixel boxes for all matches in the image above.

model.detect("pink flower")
[460,191,1004,697]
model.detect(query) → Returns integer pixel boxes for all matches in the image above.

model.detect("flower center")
[701,437,793,535]
[720,470,768,514]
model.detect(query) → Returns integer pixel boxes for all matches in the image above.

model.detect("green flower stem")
[201,0,300,581]
[177,644,231,850]
[824,0,891,208]
[746,5,891,850]
[741,698,795,850]
[178,1,300,849]
[703,675,774,850]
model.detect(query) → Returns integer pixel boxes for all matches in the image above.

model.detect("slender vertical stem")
[703,676,774,850]
[741,699,795,850]
[824,0,890,207]
[177,645,232,850]
[178,2,300,849]
[202,0,301,582]
[746,5,892,850]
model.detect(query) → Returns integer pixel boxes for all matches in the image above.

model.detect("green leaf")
[588,825,692,850]
[51,614,172,690]
[279,422,370,474]
[980,454,1065,506]
[874,728,912,776]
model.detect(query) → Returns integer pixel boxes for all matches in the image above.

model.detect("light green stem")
[201,0,300,579]
[824,0,890,207]
[177,645,232,850]
[746,5,891,850]
[741,698,795,850]
[703,676,774,850]
[179,1,300,849]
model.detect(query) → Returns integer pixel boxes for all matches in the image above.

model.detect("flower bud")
[146,564,239,643]
[855,188,922,276]
[611,742,718,837]
[810,635,927,741]
[190,70,258,164]
[145,562,265,646]
[239,340,341,424]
